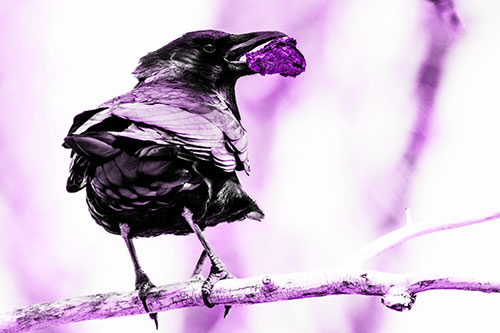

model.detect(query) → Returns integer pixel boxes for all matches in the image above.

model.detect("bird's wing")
[65,93,249,174]
[110,102,241,172]
[110,85,250,173]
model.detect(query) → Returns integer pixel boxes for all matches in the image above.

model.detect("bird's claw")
[202,260,234,317]
[136,270,159,329]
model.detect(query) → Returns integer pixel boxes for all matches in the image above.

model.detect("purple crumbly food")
[246,37,306,77]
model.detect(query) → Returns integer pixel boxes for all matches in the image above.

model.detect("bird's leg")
[190,250,208,278]
[120,223,159,329]
[182,208,233,316]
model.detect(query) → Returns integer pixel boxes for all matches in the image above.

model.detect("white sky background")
[1,0,500,332]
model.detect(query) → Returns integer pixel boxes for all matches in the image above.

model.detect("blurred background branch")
[344,210,500,267]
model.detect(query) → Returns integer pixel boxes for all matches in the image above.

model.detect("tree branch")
[344,210,500,268]
[2,209,500,332]
[429,0,463,32]
[3,269,500,332]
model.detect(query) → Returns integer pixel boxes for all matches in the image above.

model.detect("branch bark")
[2,210,500,332]
[3,270,500,332]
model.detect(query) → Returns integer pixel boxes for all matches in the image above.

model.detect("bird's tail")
[246,209,264,221]
[204,175,264,225]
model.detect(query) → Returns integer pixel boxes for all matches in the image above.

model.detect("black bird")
[63,30,285,326]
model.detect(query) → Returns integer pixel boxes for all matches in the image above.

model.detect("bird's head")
[133,30,286,87]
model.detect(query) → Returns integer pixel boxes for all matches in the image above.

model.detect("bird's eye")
[203,44,216,53]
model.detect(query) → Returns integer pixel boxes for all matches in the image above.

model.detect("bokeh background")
[2,0,500,332]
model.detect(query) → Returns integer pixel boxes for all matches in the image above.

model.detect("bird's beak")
[225,31,287,75]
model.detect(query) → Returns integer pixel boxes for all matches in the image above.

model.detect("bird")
[63,29,286,327]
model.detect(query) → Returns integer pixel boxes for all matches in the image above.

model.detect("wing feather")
[108,102,245,172]
[65,87,250,174]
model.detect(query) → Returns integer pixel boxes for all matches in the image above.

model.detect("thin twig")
[344,211,500,268]
[3,270,500,332]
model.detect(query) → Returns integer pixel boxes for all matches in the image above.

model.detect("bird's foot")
[135,269,159,329]
[202,258,234,317]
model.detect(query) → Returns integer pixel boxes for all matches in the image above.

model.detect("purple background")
[2,0,500,332]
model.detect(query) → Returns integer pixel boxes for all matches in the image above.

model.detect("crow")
[63,30,285,327]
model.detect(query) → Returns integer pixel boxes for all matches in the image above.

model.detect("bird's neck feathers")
[133,59,208,86]
[216,79,241,121]
[134,62,243,122]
